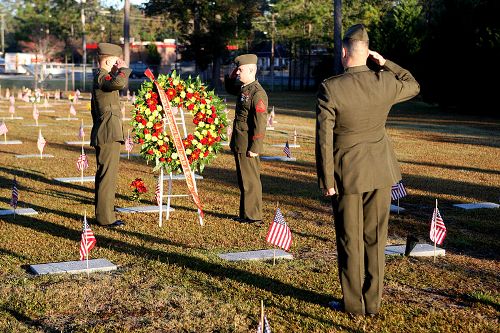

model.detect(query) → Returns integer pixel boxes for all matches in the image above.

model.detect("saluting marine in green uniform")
[315,25,420,315]
[91,43,131,228]
[225,54,268,224]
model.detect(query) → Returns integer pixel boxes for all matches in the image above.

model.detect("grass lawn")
[0,91,498,332]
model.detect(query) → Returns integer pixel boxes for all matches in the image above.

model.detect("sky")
[100,0,148,9]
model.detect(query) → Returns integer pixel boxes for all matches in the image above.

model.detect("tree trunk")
[333,0,343,75]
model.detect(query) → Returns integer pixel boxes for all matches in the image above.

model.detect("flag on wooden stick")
[155,179,162,206]
[430,205,447,245]
[78,121,85,140]
[391,181,407,201]
[283,141,291,158]
[76,148,89,171]
[37,130,46,156]
[69,104,76,116]
[79,213,96,260]
[266,208,292,251]
[0,121,8,136]
[10,177,19,209]
[125,134,134,153]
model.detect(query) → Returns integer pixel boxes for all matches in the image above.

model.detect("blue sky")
[101,0,148,9]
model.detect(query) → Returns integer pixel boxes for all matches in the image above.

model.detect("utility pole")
[333,0,343,75]
[270,12,275,92]
[1,13,5,56]
[124,0,130,66]
[81,0,87,91]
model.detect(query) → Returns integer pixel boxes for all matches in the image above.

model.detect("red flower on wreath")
[166,88,176,101]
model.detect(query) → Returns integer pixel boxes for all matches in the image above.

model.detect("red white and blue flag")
[37,130,46,153]
[257,315,272,333]
[430,207,447,245]
[125,136,134,152]
[10,177,19,209]
[76,148,89,171]
[391,181,407,200]
[80,213,96,260]
[78,123,85,139]
[69,104,76,116]
[155,180,162,206]
[266,208,292,251]
[283,141,291,158]
[0,121,8,136]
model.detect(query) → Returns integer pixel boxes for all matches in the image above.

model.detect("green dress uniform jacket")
[91,66,131,225]
[225,76,268,220]
[315,60,419,315]
[90,67,131,147]
[316,60,420,195]
[225,77,268,154]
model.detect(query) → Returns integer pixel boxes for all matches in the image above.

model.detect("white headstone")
[219,249,293,261]
[29,259,117,275]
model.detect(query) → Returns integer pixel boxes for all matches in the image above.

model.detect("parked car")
[130,62,148,79]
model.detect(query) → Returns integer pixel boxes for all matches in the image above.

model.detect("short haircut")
[342,38,369,55]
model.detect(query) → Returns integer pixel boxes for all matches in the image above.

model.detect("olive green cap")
[97,43,123,57]
[234,54,258,66]
[343,24,369,42]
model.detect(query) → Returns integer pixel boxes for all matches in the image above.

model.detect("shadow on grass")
[4,215,333,308]
[400,159,500,176]
[0,306,59,333]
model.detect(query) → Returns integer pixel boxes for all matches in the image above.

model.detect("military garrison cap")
[98,43,123,57]
[234,54,258,66]
[343,24,369,42]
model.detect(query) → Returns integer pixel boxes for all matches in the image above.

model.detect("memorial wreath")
[131,71,229,173]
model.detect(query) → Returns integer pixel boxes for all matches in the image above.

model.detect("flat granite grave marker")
[385,243,445,257]
[16,154,54,158]
[0,140,23,145]
[65,141,90,145]
[261,156,297,162]
[0,208,38,216]
[120,153,140,158]
[218,249,293,262]
[390,204,406,213]
[55,117,79,121]
[29,259,117,275]
[54,176,95,183]
[115,205,175,213]
[165,174,204,180]
[453,202,499,210]
[23,124,47,127]
[271,144,300,148]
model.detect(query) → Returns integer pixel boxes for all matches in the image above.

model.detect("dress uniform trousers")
[332,186,391,314]
[95,142,121,225]
[234,153,262,221]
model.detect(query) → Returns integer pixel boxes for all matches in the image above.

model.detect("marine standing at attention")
[225,54,268,224]
[315,24,420,315]
[91,43,131,228]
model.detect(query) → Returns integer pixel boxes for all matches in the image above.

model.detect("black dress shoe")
[232,217,244,222]
[103,220,125,228]
[239,218,263,225]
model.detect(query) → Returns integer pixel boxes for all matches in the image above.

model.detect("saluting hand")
[368,50,386,67]
[229,67,238,79]
[115,58,127,69]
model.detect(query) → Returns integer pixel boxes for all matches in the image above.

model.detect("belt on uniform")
[333,129,386,149]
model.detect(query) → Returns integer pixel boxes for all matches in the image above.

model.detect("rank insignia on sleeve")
[256,99,266,113]
[105,75,112,81]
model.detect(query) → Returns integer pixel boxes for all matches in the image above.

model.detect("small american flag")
[430,207,447,245]
[0,121,8,136]
[155,180,162,206]
[283,141,291,158]
[33,104,39,121]
[69,104,76,116]
[76,151,89,171]
[125,136,134,152]
[79,213,96,260]
[9,105,15,114]
[78,123,85,139]
[266,208,292,251]
[391,181,407,200]
[267,114,273,127]
[10,178,19,209]
[226,125,233,138]
[37,131,46,153]
[257,315,271,333]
